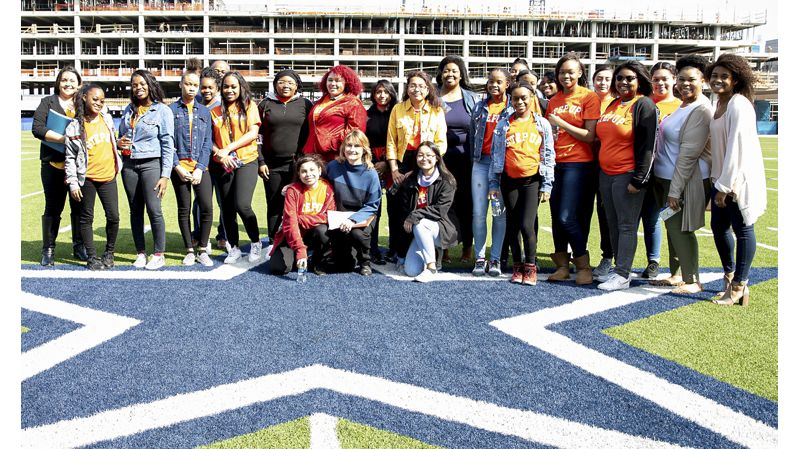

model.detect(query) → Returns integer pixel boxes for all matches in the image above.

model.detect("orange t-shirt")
[504,115,542,179]
[654,96,681,122]
[211,100,261,165]
[545,86,600,163]
[84,116,116,183]
[597,93,616,114]
[302,179,329,215]
[596,95,642,176]
[481,98,507,156]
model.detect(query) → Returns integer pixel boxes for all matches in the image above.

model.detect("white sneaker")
[205,242,212,255]
[145,254,165,270]
[264,244,274,261]
[248,241,262,263]
[414,268,436,283]
[133,253,147,268]
[224,246,242,264]
[596,266,615,283]
[182,252,196,266]
[197,252,213,267]
[597,272,631,291]
[593,257,613,278]
[396,263,406,276]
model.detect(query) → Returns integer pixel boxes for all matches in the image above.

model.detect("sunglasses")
[615,75,637,83]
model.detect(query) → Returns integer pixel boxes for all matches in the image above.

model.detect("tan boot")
[713,280,750,306]
[572,252,593,285]
[547,252,571,281]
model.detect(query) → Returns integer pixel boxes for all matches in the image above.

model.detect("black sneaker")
[642,261,660,279]
[101,251,115,269]
[86,257,106,271]
[73,244,89,262]
[359,265,373,276]
[371,252,386,265]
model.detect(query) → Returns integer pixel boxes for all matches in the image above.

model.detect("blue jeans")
[471,157,506,262]
[710,187,757,283]
[403,219,441,277]
[550,162,591,257]
[638,186,663,262]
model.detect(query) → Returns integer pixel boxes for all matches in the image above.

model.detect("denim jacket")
[488,112,556,193]
[118,102,176,178]
[468,94,515,162]
[440,88,480,116]
[169,99,213,171]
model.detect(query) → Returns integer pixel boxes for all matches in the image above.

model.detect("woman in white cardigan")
[650,55,713,294]
[706,53,767,306]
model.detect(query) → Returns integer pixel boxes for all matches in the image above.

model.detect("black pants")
[386,150,417,255]
[78,177,120,258]
[121,157,166,254]
[369,194,383,256]
[263,164,293,241]
[192,176,226,243]
[443,151,473,251]
[172,170,213,250]
[501,173,541,264]
[329,219,375,271]
[270,224,329,274]
[212,160,260,247]
[40,161,83,250]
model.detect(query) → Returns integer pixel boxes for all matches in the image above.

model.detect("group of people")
[33,52,766,304]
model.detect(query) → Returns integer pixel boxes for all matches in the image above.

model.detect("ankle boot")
[547,252,571,281]
[713,280,749,306]
[572,252,593,285]
[522,262,538,285]
[41,247,55,266]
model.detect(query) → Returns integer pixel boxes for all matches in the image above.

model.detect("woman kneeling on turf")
[64,85,121,270]
[269,154,336,275]
[395,141,457,282]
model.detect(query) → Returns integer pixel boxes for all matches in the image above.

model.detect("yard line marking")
[764,168,777,172]
[22,190,44,199]
[762,157,776,161]
[21,292,141,381]
[375,264,516,282]
[768,178,777,181]
[309,413,342,449]
[20,364,697,449]
[59,225,71,234]
[767,227,777,232]
[491,272,777,449]
[21,258,266,280]
[767,188,777,192]
[757,243,778,251]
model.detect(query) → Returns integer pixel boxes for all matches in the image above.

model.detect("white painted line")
[491,272,777,449]
[767,188,777,192]
[768,178,777,181]
[144,224,151,235]
[22,190,44,199]
[21,257,266,280]
[309,413,341,449]
[767,227,777,232]
[757,243,778,251]
[763,168,777,172]
[762,158,777,161]
[20,364,696,449]
[58,225,71,234]
[21,292,141,381]
[374,263,517,282]
[22,158,40,161]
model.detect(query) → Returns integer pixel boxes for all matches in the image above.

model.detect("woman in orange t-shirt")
[594,61,658,291]
[211,71,263,264]
[544,53,601,285]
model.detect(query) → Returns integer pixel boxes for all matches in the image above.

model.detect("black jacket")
[396,172,459,256]
[32,94,69,163]
[605,96,659,189]
[257,93,313,170]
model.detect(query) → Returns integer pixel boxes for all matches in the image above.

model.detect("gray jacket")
[64,112,122,192]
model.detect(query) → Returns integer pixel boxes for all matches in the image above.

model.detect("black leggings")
[443,151,473,250]
[41,162,83,249]
[78,177,120,258]
[263,165,293,241]
[270,224,329,274]
[329,220,375,270]
[213,160,260,247]
[171,170,213,251]
[501,173,541,265]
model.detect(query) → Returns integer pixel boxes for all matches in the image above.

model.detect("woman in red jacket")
[302,65,368,162]
[269,154,336,275]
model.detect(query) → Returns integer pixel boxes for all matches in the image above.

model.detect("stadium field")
[20,132,778,448]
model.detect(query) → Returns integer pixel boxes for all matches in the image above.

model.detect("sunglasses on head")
[615,75,637,82]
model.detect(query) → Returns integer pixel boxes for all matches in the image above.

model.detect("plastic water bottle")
[490,193,504,217]
[296,265,307,283]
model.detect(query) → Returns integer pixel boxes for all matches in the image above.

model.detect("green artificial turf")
[337,418,444,449]
[604,278,779,401]
[195,417,309,449]
[22,326,30,334]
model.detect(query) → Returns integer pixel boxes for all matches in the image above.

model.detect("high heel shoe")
[713,280,749,306]
[711,272,734,300]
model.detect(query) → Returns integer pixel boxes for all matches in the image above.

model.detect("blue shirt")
[326,160,381,224]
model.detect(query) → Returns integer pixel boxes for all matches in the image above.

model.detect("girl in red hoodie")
[269,154,336,275]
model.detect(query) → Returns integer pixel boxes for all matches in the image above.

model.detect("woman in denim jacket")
[488,81,555,286]
[117,69,176,270]
[468,68,513,277]
[170,69,214,267]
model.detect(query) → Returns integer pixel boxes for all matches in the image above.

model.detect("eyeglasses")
[407,84,428,91]
[615,75,637,83]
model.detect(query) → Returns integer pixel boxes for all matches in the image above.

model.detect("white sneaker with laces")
[264,244,274,261]
[593,257,613,278]
[197,252,213,267]
[414,269,436,283]
[248,241,262,263]
[595,266,615,283]
[145,254,165,270]
[205,242,212,256]
[182,252,196,266]
[224,246,242,264]
[597,272,631,291]
[133,253,147,268]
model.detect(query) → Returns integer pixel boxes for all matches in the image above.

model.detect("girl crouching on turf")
[64,85,121,270]
[489,81,555,285]
[396,142,457,283]
[269,154,335,275]
[170,67,214,266]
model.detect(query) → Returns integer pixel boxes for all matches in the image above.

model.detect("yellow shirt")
[211,101,261,165]
[179,101,198,172]
[654,97,682,122]
[386,99,447,163]
[504,115,542,179]
[302,179,329,215]
[84,115,116,182]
